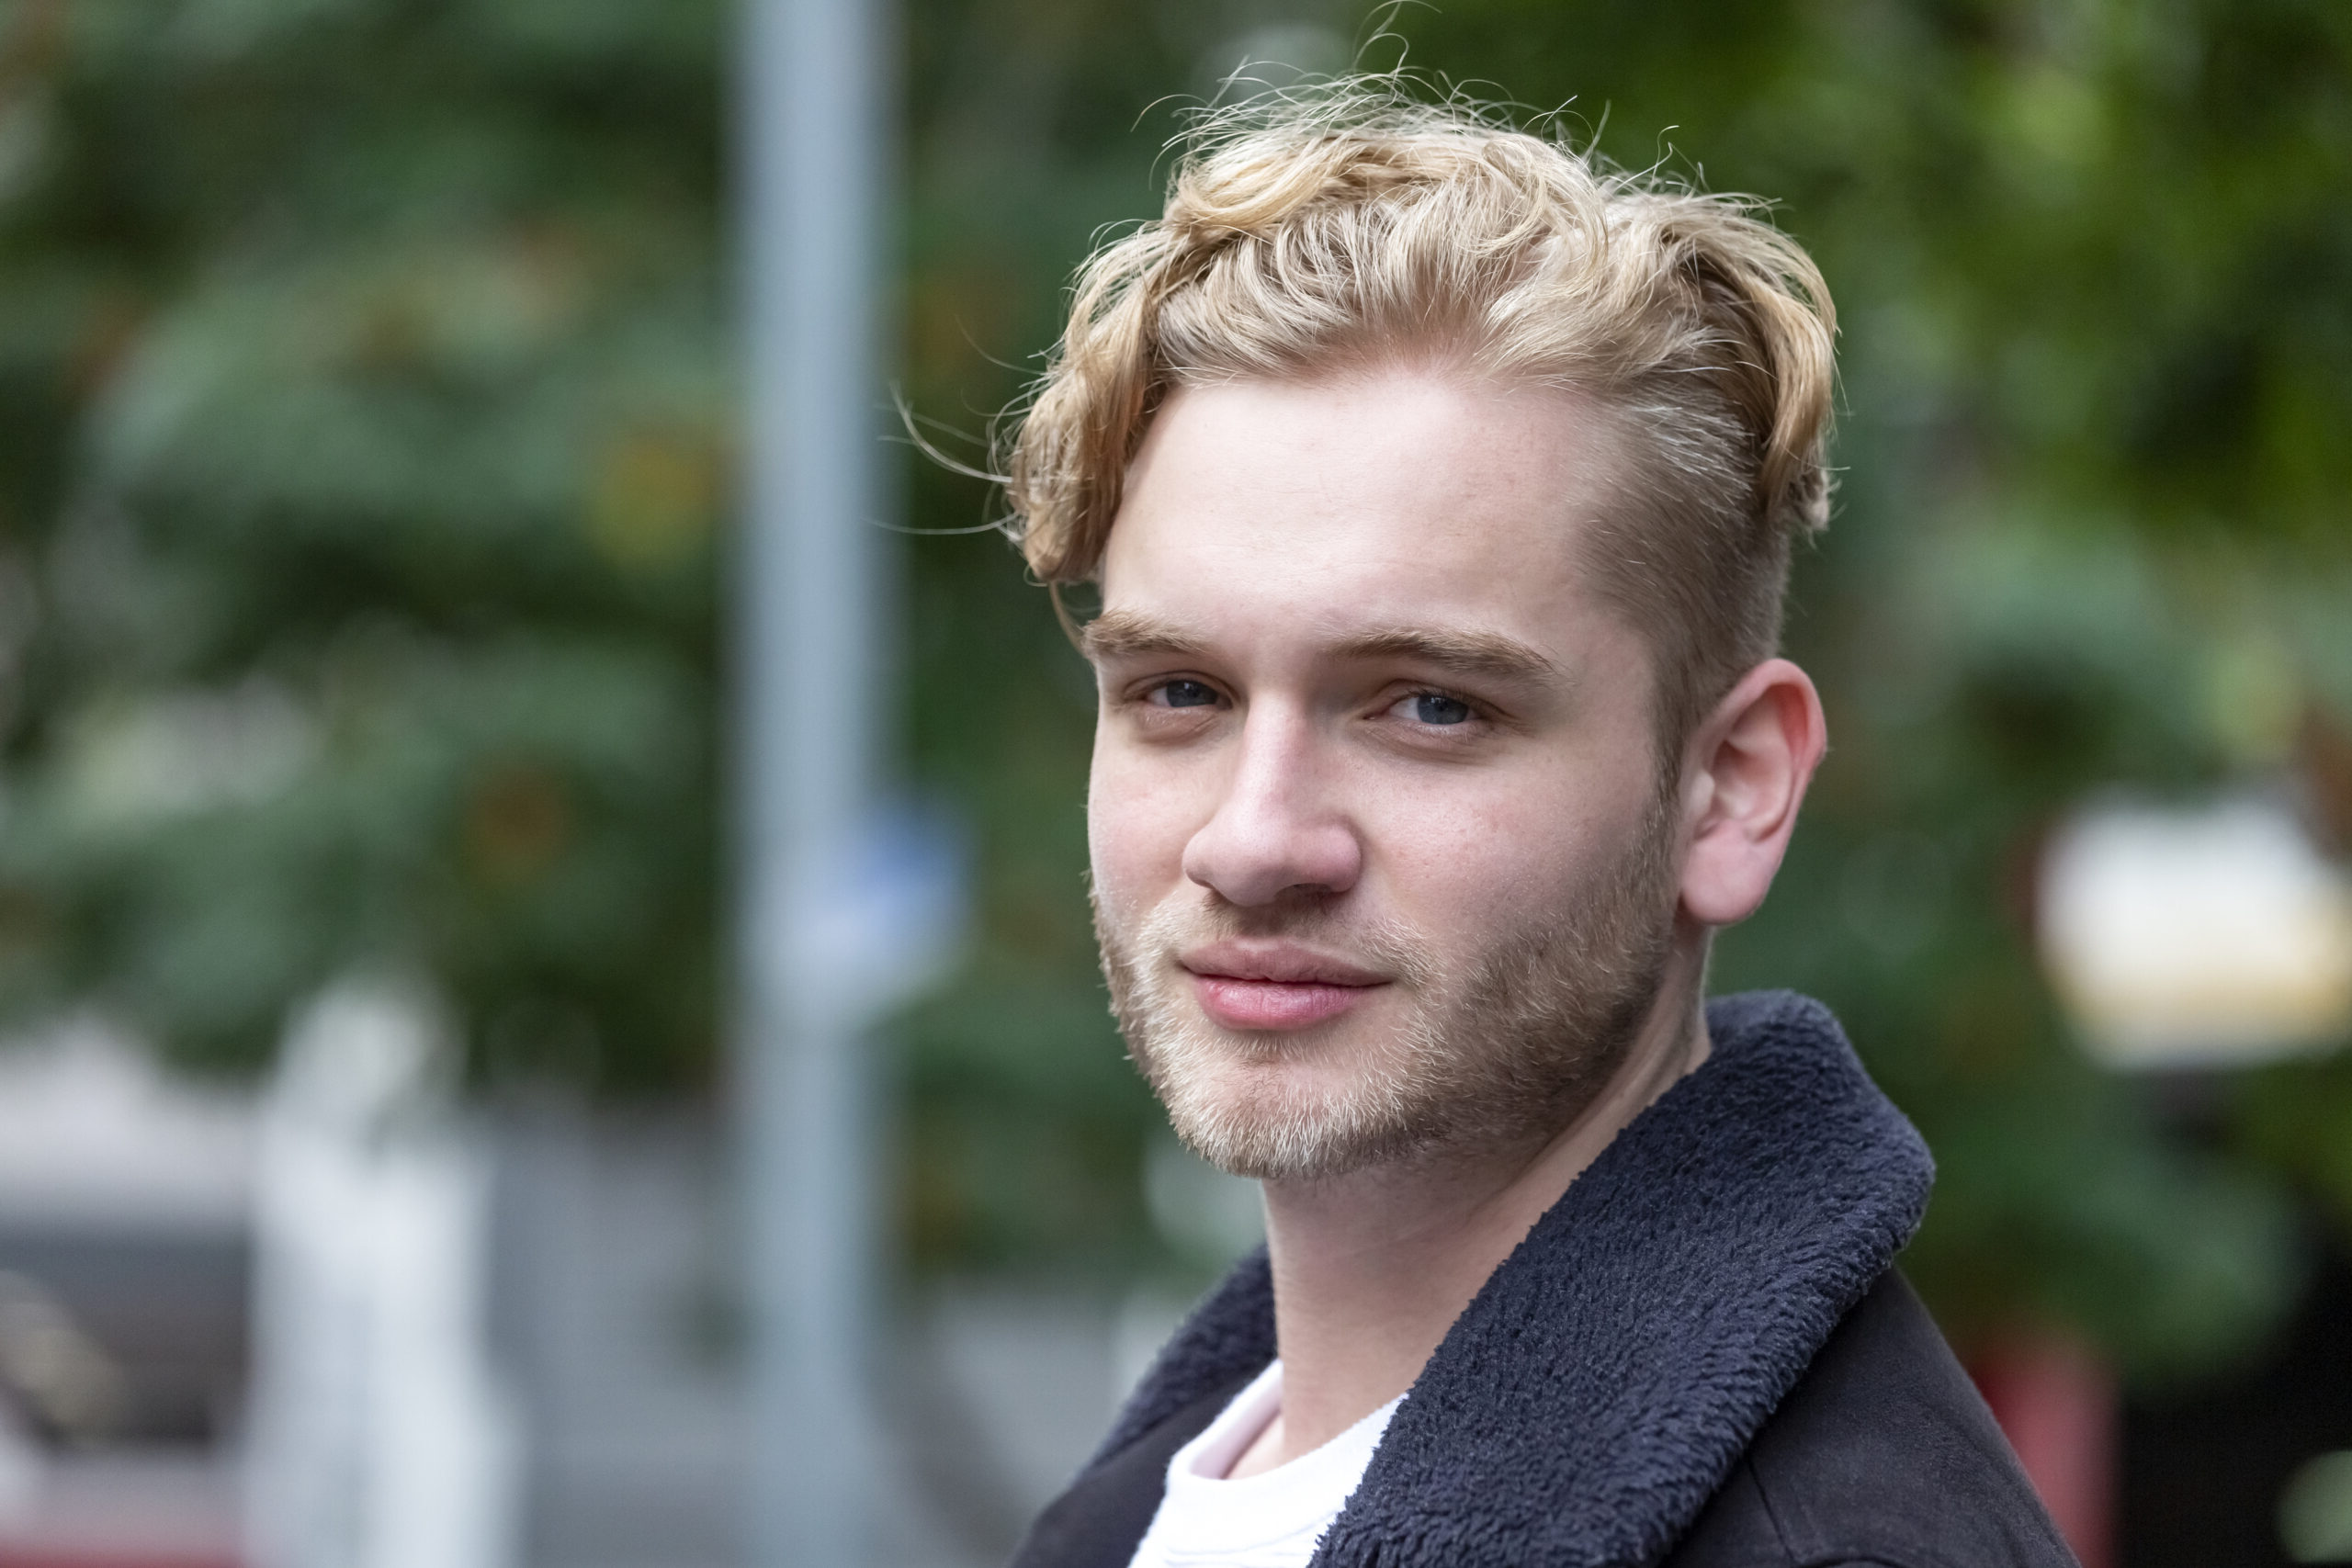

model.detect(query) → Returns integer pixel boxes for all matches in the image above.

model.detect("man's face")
[1085,370,1688,1182]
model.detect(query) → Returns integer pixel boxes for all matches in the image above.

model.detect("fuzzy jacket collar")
[1091,990,1934,1568]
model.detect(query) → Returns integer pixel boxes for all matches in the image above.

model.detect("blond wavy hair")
[1002,85,1837,743]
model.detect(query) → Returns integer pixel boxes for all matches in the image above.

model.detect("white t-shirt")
[1127,1360,1401,1568]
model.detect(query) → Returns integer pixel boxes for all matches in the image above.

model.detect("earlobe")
[1677,660,1827,927]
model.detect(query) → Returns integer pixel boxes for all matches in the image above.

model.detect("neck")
[1227,927,1713,1478]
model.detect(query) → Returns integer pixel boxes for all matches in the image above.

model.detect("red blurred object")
[1972,1332,2117,1568]
[0,1450,243,1568]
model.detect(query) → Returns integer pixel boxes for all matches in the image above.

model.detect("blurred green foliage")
[0,0,724,1090]
[0,0,2346,1382]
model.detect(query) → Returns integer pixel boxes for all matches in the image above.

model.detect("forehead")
[1098,371,1623,650]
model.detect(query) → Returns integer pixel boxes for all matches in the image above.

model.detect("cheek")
[1087,737,1202,915]
[1365,766,1637,933]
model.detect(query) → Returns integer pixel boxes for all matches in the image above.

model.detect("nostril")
[1182,817,1363,908]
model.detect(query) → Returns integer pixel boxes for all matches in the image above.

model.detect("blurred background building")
[0,0,2344,1565]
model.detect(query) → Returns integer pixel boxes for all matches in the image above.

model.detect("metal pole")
[738,0,888,1561]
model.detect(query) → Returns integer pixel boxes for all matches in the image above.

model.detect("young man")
[1000,90,2075,1568]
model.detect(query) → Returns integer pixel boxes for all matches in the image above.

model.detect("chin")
[1163,1088,1425,1182]
[1142,1023,1446,1181]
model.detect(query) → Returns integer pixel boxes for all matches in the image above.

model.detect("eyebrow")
[1080,610,1562,688]
[1330,626,1564,686]
[1080,610,1212,664]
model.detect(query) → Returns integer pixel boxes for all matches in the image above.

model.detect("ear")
[1677,659,1827,927]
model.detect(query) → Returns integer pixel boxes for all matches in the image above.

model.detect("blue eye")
[1159,680,1218,708]
[1413,693,1472,726]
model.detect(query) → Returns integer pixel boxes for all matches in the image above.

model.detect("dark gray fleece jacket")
[1009,990,2079,1568]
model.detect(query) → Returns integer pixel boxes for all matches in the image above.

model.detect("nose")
[1180,705,1363,907]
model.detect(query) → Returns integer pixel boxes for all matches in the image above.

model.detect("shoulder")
[1667,1271,2081,1568]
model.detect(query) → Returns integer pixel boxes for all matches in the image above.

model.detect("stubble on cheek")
[1089,795,1680,1183]
[1094,889,1449,1179]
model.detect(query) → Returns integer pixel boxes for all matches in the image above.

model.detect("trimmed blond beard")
[1095,787,1683,1181]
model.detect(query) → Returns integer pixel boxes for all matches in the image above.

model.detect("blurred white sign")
[243,981,518,1568]
[2039,797,2352,1069]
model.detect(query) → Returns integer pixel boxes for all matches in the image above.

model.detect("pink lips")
[1181,941,1388,1032]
